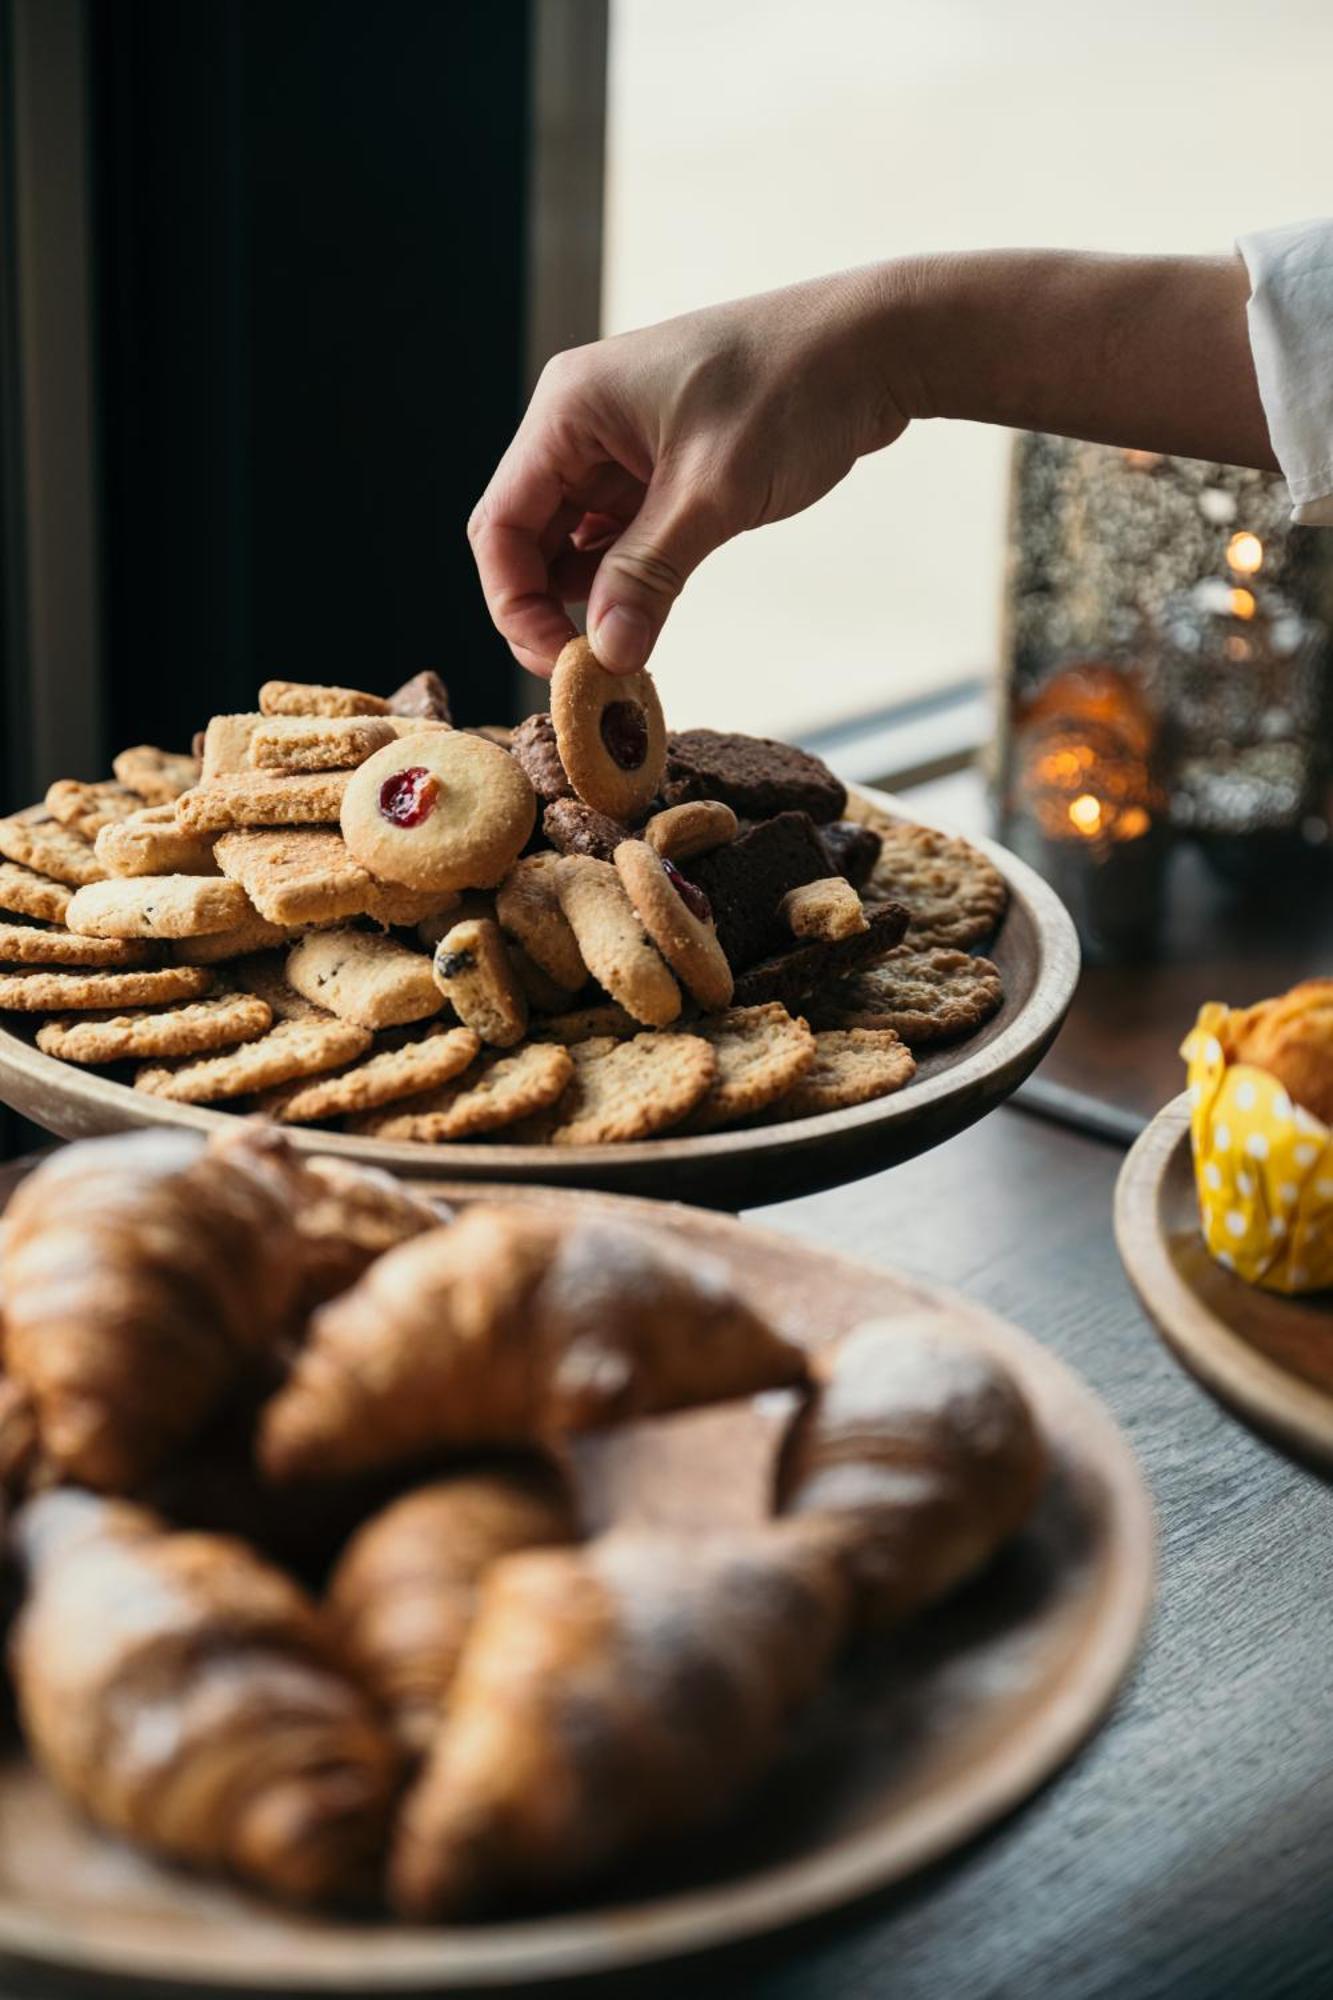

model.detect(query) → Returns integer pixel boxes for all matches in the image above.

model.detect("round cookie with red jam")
[549,636,666,822]
[341,730,535,893]
[613,838,734,1013]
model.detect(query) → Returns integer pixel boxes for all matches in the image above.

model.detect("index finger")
[468,450,579,676]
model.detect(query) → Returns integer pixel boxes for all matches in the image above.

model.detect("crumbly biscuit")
[542,797,631,861]
[544,1030,716,1145]
[550,636,666,821]
[135,1014,371,1102]
[253,1022,481,1122]
[249,714,396,772]
[508,712,574,803]
[781,875,869,942]
[45,779,141,841]
[35,991,273,1064]
[662,727,845,823]
[227,950,327,1020]
[258,680,390,717]
[495,853,586,992]
[530,1001,640,1043]
[0,922,156,969]
[340,731,535,892]
[213,826,453,930]
[0,964,213,1013]
[613,839,733,1011]
[432,917,528,1047]
[554,855,681,1028]
[643,800,738,862]
[767,1027,916,1118]
[860,814,1009,948]
[201,713,263,780]
[0,809,106,888]
[287,928,443,1030]
[174,912,297,965]
[387,670,452,723]
[96,805,220,879]
[113,745,201,804]
[731,901,910,1012]
[176,771,351,833]
[65,875,253,940]
[680,1003,818,1131]
[0,860,71,925]
[813,945,1004,1046]
[351,1040,574,1142]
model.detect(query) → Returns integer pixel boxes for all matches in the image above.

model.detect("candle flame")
[1228,587,1256,620]
[1227,531,1263,576]
[1068,792,1105,836]
[1117,805,1151,839]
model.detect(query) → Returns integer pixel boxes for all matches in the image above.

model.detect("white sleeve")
[1237,218,1333,526]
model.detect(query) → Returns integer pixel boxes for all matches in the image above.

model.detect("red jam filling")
[600,700,648,771]
[379,766,439,827]
[663,857,712,924]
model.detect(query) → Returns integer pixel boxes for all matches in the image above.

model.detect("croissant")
[389,1520,850,1919]
[0,1128,439,1490]
[260,1205,808,1481]
[327,1460,578,1755]
[11,1489,399,1906]
[774,1316,1047,1630]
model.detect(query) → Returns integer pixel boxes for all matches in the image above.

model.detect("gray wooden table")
[2,1110,1330,2000]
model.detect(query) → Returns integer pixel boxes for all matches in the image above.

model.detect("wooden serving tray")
[0,1175,1152,1992]
[0,788,1079,1206]
[1116,1093,1333,1472]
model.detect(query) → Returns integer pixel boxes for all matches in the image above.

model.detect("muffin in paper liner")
[1183,1000,1333,1294]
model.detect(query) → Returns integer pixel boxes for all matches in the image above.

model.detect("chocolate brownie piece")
[682,810,833,969]
[388,670,452,723]
[543,796,631,861]
[818,818,882,890]
[511,713,575,803]
[731,901,910,1012]
[662,728,846,824]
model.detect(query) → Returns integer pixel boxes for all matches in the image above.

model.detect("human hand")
[468,267,912,676]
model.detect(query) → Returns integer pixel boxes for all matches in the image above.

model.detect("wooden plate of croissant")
[0,1128,1152,1989]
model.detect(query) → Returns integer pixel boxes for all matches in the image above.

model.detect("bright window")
[603,0,1333,739]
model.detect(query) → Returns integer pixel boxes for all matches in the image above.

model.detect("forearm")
[880,249,1276,471]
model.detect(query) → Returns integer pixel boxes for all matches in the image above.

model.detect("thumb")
[586,478,729,675]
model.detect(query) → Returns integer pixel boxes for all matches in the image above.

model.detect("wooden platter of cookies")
[1116,1092,1333,1472]
[0,1149,1152,1993]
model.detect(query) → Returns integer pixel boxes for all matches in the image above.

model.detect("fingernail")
[591,604,652,674]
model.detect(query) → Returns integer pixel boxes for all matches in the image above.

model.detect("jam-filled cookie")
[612,839,733,1013]
[549,637,666,822]
[341,731,535,892]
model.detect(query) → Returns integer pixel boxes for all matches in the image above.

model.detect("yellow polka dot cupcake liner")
[1183,1001,1333,1294]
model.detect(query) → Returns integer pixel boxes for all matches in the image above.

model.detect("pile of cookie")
[0,642,1008,1146]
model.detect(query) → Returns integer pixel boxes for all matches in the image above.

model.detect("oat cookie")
[174,912,297,965]
[35,990,273,1064]
[542,797,630,861]
[113,746,200,804]
[529,1001,640,1043]
[550,636,666,822]
[613,839,733,1012]
[545,1031,716,1145]
[351,1040,574,1142]
[287,928,442,1031]
[253,1021,481,1122]
[432,917,528,1047]
[495,853,586,992]
[781,875,868,942]
[135,1014,371,1103]
[0,964,213,1013]
[45,780,141,841]
[388,670,452,723]
[681,1003,818,1132]
[340,731,535,892]
[258,680,390,718]
[0,861,70,925]
[554,855,681,1028]
[0,922,155,969]
[768,1028,916,1118]
[814,945,1004,1046]
[861,815,1008,948]
[0,809,106,888]
[96,805,220,879]
[731,901,909,1013]
[176,771,351,833]
[65,875,252,940]
[227,950,327,1020]
[643,800,738,862]
[508,712,574,803]
[249,714,396,772]
[662,728,845,823]
[201,714,262,780]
